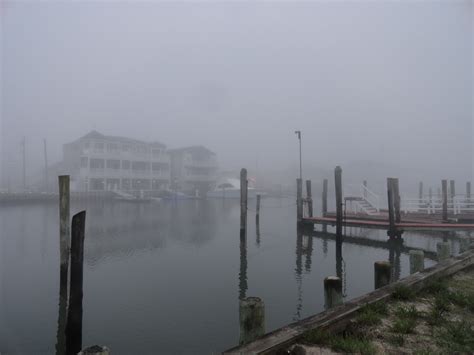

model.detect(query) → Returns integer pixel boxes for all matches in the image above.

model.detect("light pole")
[295,130,302,181]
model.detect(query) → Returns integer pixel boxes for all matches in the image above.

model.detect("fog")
[1,1,473,190]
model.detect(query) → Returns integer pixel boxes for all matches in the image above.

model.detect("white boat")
[207,178,257,199]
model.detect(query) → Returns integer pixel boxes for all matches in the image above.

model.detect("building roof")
[168,145,215,155]
[73,130,166,148]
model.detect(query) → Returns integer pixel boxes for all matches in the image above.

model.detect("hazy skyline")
[1,1,473,188]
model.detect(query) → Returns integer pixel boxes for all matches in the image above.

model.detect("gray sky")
[1,0,473,188]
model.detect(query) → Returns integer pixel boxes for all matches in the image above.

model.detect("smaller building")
[169,146,218,197]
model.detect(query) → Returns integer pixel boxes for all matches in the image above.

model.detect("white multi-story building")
[62,131,170,193]
[169,146,218,197]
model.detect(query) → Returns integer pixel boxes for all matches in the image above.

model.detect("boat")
[207,178,258,199]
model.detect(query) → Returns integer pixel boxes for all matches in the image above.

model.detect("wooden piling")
[428,188,433,214]
[59,175,70,267]
[418,181,423,208]
[256,194,261,224]
[436,242,451,261]
[467,182,471,200]
[387,178,395,235]
[239,297,265,346]
[322,179,328,217]
[334,167,343,237]
[296,178,303,222]
[240,169,248,236]
[392,178,401,224]
[442,180,448,222]
[409,250,424,274]
[324,276,343,309]
[56,175,70,355]
[66,211,86,355]
[450,180,456,201]
[374,261,391,289]
[306,180,313,218]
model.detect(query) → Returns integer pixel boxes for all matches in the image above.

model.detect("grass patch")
[388,334,405,347]
[392,284,416,301]
[391,318,417,334]
[394,304,419,320]
[302,329,376,355]
[427,291,451,325]
[356,301,389,326]
[450,290,474,312]
[436,321,474,353]
[423,279,448,295]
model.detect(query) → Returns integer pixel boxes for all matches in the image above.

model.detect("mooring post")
[240,168,248,237]
[296,178,303,222]
[428,187,433,214]
[56,175,70,355]
[324,276,343,309]
[78,345,110,355]
[66,211,86,355]
[322,179,328,217]
[334,167,343,237]
[442,179,448,221]
[239,297,265,346]
[436,241,451,261]
[467,181,471,201]
[59,175,70,268]
[387,178,395,236]
[409,250,424,274]
[450,180,455,201]
[418,181,423,209]
[374,261,391,289]
[306,180,313,218]
[392,178,401,224]
[256,194,261,225]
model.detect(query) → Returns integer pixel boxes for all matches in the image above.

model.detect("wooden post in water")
[334,167,343,237]
[418,181,423,209]
[436,241,451,261]
[322,179,328,217]
[66,211,86,355]
[56,175,70,355]
[324,276,343,309]
[392,178,401,224]
[374,261,391,289]
[450,180,456,201]
[428,188,433,214]
[387,178,395,236]
[296,178,303,222]
[256,194,261,225]
[467,182,471,200]
[306,180,313,218]
[442,180,448,222]
[409,250,424,274]
[239,297,265,346]
[240,169,248,237]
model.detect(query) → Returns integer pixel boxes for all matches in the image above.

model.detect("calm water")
[0,198,469,354]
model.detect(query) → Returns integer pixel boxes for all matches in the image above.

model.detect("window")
[122,179,131,190]
[94,142,104,152]
[106,159,120,169]
[132,161,149,171]
[90,158,104,169]
[107,143,119,152]
[122,160,130,169]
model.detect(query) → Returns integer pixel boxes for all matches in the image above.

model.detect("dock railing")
[401,195,474,215]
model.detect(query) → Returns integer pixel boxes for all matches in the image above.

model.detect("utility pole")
[43,139,48,192]
[294,130,302,181]
[22,136,26,191]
